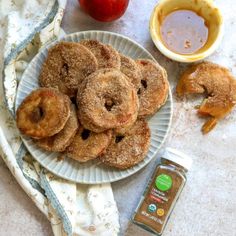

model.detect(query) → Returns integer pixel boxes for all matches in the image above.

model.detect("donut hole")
[62,63,69,74]
[115,135,125,143]
[137,80,147,96]
[70,97,77,105]
[141,80,147,89]
[31,106,44,123]
[105,98,116,111]
[81,129,91,140]
[60,63,69,77]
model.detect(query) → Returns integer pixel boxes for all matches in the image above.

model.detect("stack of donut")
[16,40,169,169]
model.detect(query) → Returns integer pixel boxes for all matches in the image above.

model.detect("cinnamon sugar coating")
[77,68,139,133]
[80,40,120,69]
[39,41,98,97]
[65,126,112,162]
[136,59,169,118]
[101,120,150,169]
[177,61,236,133]
[120,54,142,91]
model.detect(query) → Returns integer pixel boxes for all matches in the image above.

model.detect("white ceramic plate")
[15,31,173,184]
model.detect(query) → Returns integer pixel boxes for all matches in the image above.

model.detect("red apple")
[79,0,129,22]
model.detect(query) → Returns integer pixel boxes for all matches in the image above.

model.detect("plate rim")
[15,30,173,184]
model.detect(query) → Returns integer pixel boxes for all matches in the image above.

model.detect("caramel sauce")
[160,10,209,54]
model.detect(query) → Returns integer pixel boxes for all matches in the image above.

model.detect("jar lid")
[162,147,192,170]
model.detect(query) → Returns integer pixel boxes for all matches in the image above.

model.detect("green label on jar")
[155,174,172,191]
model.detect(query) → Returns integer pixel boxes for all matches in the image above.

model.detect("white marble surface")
[1,0,236,235]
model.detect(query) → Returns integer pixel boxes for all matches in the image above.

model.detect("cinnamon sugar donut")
[177,61,236,133]
[101,120,150,169]
[77,72,139,135]
[77,68,139,133]
[120,54,142,91]
[136,59,169,118]
[39,41,98,97]
[35,105,79,152]
[80,40,120,69]
[16,88,70,139]
[65,126,112,162]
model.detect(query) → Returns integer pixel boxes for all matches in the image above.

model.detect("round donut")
[136,59,169,118]
[77,72,139,135]
[77,68,139,133]
[80,40,120,69]
[39,41,98,97]
[34,105,79,152]
[65,126,112,162]
[16,88,71,139]
[101,120,150,169]
[120,54,142,91]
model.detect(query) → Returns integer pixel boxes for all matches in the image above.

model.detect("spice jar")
[132,147,192,235]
